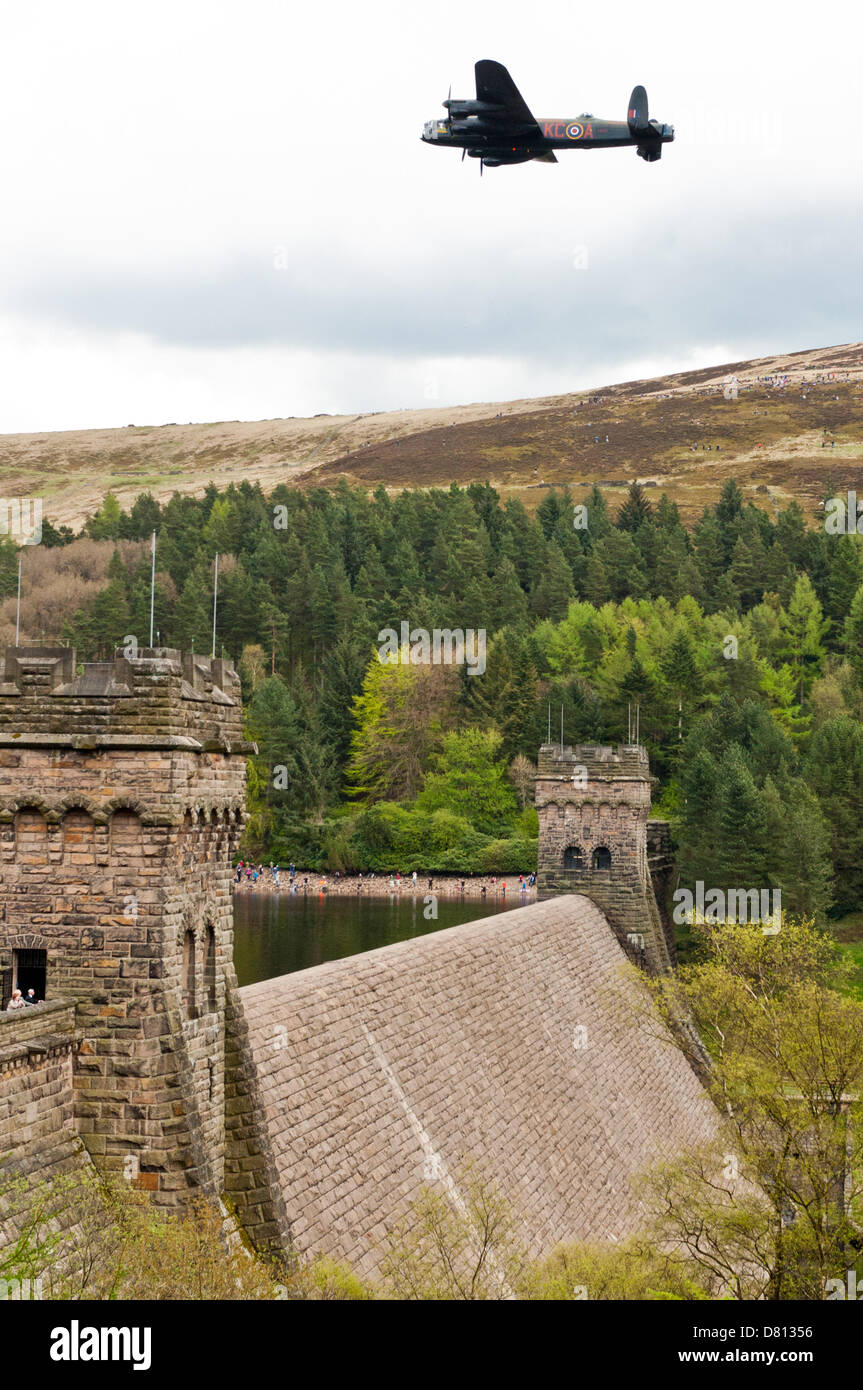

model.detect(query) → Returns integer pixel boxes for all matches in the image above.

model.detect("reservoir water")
[232,889,526,986]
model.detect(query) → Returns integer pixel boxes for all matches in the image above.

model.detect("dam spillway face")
[240,896,718,1279]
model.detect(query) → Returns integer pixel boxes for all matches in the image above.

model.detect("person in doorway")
[24,989,40,1006]
[7,989,26,1011]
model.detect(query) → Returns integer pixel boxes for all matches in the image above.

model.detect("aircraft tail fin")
[629,83,665,160]
[628,84,649,132]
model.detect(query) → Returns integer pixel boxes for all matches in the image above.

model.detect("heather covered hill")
[2,342,861,529]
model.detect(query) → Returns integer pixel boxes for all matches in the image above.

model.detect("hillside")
[2,342,861,529]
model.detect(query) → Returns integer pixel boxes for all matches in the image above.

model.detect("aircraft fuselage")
[421,116,673,154]
[425,117,639,151]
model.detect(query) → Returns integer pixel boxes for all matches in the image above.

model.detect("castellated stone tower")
[0,646,290,1256]
[535,743,675,974]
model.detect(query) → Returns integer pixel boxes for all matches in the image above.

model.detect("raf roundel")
[566,122,584,140]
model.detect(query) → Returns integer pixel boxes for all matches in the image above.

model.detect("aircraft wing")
[474,59,543,137]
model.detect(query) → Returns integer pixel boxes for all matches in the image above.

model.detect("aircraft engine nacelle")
[449,118,500,135]
[444,99,505,117]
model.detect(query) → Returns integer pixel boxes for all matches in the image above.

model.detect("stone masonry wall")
[240,895,719,1280]
[535,743,673,973]
[0,646,290,1256]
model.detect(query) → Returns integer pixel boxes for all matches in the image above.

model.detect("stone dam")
[0,645,718,1276]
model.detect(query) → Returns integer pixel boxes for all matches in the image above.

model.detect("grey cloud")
[3,196,861,374]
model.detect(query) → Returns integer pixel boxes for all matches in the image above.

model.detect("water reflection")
[232,890,524,986]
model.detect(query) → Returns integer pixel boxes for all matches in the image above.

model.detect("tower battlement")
[536,742,651,780]
[0,646,246,749]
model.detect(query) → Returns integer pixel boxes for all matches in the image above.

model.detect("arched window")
[14,808,47,865]
[62,809,95,864]
[563,845,585,870]
[182,930,197,1019]
[203,925,217,1013]
[592,846,612,870]
[110,809,142,862]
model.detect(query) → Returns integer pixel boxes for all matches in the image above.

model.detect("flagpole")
[149,530,156,648]
[212,553,219,659]
[15,552,22,644]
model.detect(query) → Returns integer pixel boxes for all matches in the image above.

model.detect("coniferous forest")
[8,475,863,932]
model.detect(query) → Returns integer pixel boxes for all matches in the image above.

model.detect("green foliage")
[641,919,863,1299]
[39,480,863,904]
[415,728,518,835]
[0,1166,373,1300]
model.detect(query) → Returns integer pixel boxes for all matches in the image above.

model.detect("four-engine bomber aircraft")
[422,59,674,172]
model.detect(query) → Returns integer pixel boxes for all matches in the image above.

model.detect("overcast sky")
[1,0,860,433]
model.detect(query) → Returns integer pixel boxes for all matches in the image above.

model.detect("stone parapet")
[0,646,252,753]
[537,742,650,779]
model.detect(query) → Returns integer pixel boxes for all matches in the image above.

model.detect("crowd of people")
[233,861,537,900]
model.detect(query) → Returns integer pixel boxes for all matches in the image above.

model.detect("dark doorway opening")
[563,845,585,870]
[592,846,612,870]
[14,949,47,1002]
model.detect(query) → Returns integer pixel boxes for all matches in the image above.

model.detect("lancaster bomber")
[422,59,674,172]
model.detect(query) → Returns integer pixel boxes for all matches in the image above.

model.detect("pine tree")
[728,527,768,610]
[583,551,610,607]
[529,542,575,620]
[694,513,727,609]
[662,630,698,742]
[599,531,647,602]
[583,485,613,538]
[715,479,744,557]
[491,556,529,630]
[843,582,863,685]
[779,575,828,700]
[617,482,653,533]
[86,492,124,541]
[715,745,769,890]
[677,747,722,888]
[828,538,863,635]
[762,776,833,924]
[173,568,212,654]
[805,717,863,913]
